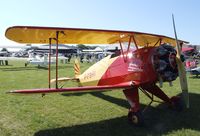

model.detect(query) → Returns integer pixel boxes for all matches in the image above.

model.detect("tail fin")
[50,59,80,85]
[74,59,81,78]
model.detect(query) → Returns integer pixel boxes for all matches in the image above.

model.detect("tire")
[128,110,144,126]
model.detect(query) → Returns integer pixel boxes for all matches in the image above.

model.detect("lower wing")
[8,81,135,94]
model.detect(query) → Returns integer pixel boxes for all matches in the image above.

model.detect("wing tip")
[6,90,16,94]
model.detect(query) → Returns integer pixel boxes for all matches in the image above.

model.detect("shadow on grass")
[62,91,130,109]
[34,92,200,136]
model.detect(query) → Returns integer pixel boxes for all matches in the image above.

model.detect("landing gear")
[123,88,143,125]
[128,110,144,126]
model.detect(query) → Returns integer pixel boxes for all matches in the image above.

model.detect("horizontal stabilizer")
[50,77,79,83]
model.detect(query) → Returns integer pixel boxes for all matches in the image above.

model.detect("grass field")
[0,59,200,136]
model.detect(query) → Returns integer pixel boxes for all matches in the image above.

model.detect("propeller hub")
[152,44,178,82]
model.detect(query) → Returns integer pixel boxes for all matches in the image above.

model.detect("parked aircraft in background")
[25,53,56,67]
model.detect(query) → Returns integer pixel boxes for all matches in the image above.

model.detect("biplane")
[5,18,189,125]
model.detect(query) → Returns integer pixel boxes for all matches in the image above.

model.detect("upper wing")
[5,26,188,47]
[8,81,134,94]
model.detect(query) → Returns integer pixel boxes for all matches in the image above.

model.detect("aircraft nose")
[153,44,178,82]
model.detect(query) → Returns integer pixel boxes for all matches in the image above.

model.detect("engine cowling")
[152,44,178,82]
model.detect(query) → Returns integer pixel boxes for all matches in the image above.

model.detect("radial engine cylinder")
[152,44,178,82]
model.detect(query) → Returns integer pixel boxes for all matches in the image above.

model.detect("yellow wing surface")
[5,26,188,46]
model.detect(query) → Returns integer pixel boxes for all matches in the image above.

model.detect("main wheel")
[128,110,144,126]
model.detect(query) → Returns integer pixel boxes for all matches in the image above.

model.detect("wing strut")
[126,35,134,60]
[119,40,126,62]
[126,35,132,54]
[132,35,138,49]
[55,32,59,88]
[55,31,66,89]
[153,38,162,47]
[119,35,139,62]
[48,38,52,88]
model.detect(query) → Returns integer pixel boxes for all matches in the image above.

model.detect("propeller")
[172,14,189,108]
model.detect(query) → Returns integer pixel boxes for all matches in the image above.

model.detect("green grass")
[0,59,200,136]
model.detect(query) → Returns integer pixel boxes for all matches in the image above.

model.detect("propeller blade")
[172,14,189,108]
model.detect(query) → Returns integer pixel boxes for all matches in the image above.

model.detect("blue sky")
[0,0,200,47]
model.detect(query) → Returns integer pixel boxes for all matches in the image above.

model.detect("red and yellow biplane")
[5,21,189,125]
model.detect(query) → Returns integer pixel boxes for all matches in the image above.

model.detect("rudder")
[74,59,81,78]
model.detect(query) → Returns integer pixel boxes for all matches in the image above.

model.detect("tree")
[76,44,89,50]
[1,48,8,52]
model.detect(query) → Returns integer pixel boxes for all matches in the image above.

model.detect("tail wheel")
[128,110,144,126]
